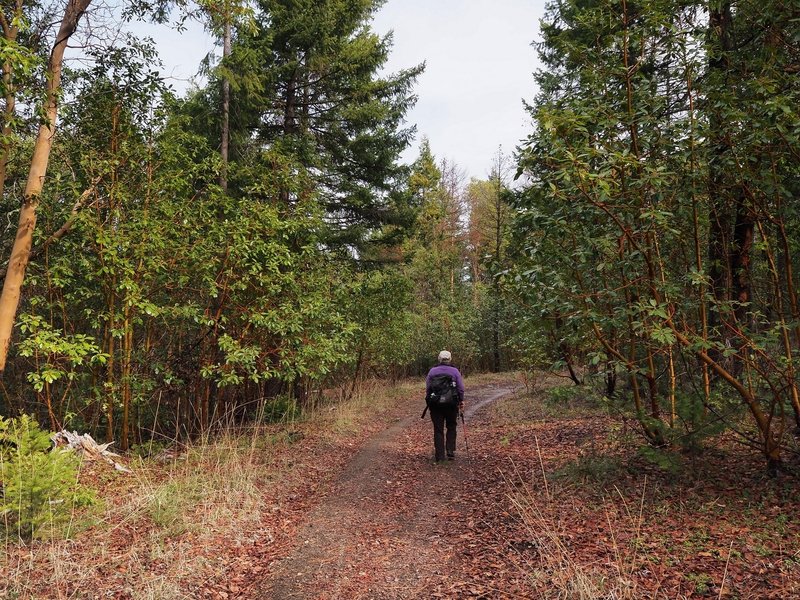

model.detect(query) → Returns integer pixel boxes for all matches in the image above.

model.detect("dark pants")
[430,405,458,461]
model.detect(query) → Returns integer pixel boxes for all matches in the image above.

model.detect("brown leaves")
[7,378,799,599]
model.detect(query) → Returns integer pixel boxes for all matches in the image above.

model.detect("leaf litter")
[3,374,799,599]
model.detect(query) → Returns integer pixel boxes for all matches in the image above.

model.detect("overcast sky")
[130,0,547,181]
[371,0,546,179]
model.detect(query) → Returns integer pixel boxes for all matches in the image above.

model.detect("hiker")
[425,350,465,462]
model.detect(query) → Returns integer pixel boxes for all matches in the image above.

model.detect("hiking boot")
[447,453,455,460]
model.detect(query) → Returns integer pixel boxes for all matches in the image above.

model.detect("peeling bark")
[0,0,92,374]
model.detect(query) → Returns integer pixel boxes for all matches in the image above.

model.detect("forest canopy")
[0,0,511,452]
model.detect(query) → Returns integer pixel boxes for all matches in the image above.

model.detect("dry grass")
[312,378,394,434]
[0,378,414,599]
[506,469,646,600]
[1,427,270,598]
[496,377,647,600]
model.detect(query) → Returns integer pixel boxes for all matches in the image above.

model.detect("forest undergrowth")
[484,376,800,599]
[1,372,798,599]
[0,378,423,599]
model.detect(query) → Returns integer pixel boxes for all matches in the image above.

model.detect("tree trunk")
[706,1,737,366]
[0,178,101,280]
[491,171,503,373]
[605,361,616,397]
[668,322,782,470]
[731,202,754,326]
[554,315,581,385]
[0,3,21,202]
[105,289,116,443]
[121,307,132,451]
[219,9,231,193]
[0,0,92,374]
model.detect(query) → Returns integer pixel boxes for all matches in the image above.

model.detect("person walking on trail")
[424,350,465,462]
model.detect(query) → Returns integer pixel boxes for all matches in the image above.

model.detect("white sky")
[128,0,547,180]
[371,0,546,179]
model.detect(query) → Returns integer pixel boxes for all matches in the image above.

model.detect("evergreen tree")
[202,0,423,250]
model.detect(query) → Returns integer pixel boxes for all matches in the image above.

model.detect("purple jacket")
[426,364,465,401]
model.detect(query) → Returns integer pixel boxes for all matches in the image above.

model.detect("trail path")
[258,384,517,599]
[8,375,799,599]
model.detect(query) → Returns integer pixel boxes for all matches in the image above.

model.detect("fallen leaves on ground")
[3,374,799,599]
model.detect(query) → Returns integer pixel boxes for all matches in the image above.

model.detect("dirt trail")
[260,384,517,599]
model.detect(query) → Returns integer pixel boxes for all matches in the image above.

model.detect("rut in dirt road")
[259,385,517,600]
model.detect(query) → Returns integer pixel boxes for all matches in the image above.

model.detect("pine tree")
[214,0,423,249]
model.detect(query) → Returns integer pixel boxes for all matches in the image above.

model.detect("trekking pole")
[460,408,469,458]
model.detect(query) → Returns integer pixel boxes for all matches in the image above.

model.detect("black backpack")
[426,374,459,409]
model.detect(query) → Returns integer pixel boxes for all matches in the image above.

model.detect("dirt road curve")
[260,385,517,599]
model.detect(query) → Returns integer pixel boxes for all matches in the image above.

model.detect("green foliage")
[147,477,202,535]
[259,395,299,423]
[388,141,514,373]
[511,0,800,464]
[637,445,682,476]
[670,392,728,454]
[552,452,623,484]
[130,440,168,459]
[210,0,424,250]
[0,416,94,541]
[545,384,584,407]
[344,268,415,375]
[17,314,106,393]
[4,3,415,437]
[0,0,513,453]
[685,572,713,595]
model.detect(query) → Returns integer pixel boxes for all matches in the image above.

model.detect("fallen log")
[51,430,132,473]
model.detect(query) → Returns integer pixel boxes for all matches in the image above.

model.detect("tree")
[466,148,513,372]
[0,0,92,375]
[513,0,800,469]
[222,0,423,249]
[195,0,255,193]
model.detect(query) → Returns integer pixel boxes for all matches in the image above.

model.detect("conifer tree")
[207,0,423,250]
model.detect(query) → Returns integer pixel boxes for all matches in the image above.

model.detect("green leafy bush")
[260,395,299,423]
[17,314,107,393]
[0,415,94,540]
[638,391,729,457]
[546,384,584,406]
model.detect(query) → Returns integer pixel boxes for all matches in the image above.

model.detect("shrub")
[546,384,584,406]
[260,395,299,423]
[0,415,94,541]
[553,453,623,484]
[637,445,682,475]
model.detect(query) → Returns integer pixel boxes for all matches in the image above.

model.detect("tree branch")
[0,176,101,280]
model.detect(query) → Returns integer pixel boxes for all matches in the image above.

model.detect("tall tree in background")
[197,0,254,193]
[401,140,477,370]
[221,0,422,250]
[465,149,513,372]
